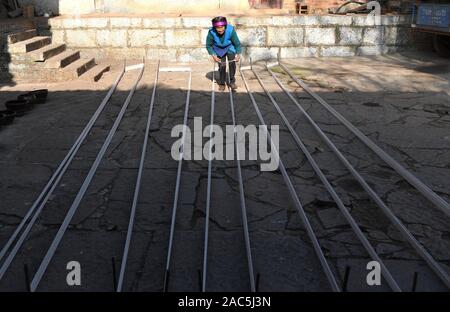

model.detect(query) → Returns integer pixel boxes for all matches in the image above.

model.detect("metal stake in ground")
[0,66,126,281]
[268,60,450,289]
[29,62,145,292]
[162,67,192,292]
[202,63,216,292]
[254,64,401,292]
[240,60,341,292]
[116,61,160,292]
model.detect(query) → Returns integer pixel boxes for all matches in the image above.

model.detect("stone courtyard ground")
[0,51,449,292]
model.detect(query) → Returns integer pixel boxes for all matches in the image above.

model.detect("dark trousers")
[218,53,236,85]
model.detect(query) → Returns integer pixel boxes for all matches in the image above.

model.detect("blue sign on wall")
[416,4,450,29]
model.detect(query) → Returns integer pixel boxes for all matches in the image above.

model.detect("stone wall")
[40,14,412,62]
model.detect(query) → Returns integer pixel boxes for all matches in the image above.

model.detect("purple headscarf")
[212,20,227,27]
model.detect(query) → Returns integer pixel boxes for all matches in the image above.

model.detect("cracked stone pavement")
[0,51,449,292]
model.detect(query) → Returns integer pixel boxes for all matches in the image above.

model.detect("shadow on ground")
[0,64,449,292]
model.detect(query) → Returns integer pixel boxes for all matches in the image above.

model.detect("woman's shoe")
[218,84,226,91]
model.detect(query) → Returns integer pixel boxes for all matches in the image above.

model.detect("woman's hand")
[212,55,221,63]
[235,54,240,63]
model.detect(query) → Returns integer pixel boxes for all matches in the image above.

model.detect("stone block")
[305,28,336,45]
[270,16,295,26]
[352,15,381,27]
[356,45,386,56]
[318,15,353,26]
[268,27,303,46]
[62,18,83,29]
[129,29,164,47]
[110,17,143,28]
[242,47,278,62]
[96,30,127,47]
[165,29,200,47]
[379,15,400,26]
[82,18,109,29]
[339,27,363,45]
[50,30,65,44]
[380,15,411,26]
[232,17,274,27]
[75,48,104,59]
[238,27,267,47]
[83,47,146,60]
[363,27,384,45]
[66,29,96,47]
[293,15,319,26]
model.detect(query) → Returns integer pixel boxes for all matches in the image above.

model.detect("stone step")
[7,29,37,44]
[28,43,66,62]
[85,63,111,82]
[7,36,52,54]
[62,58,96,80]
[45,50,81,69]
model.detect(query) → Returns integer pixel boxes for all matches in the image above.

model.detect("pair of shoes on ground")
[218,83,237,91]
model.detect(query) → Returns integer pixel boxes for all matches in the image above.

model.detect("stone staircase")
[6,29,110,83]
